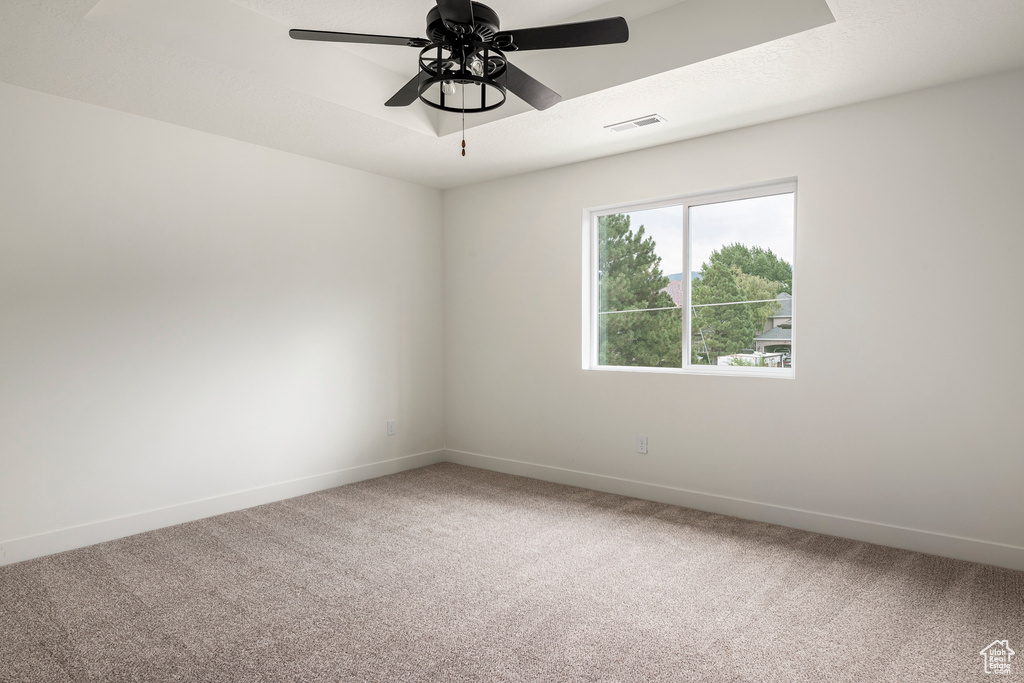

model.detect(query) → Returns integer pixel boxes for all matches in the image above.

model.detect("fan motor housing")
[426,2,500,43]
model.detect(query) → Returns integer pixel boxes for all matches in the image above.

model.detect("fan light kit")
[290,0,629,155]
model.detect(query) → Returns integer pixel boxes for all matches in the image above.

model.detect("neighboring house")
[753,292,792,354]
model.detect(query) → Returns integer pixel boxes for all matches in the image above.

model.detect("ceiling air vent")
[605,114,666,132]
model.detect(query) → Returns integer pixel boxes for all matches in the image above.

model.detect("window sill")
[587,364,795,379]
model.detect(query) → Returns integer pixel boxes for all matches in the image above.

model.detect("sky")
[624,193,795,278]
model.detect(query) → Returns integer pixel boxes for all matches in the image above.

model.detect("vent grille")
[605,114,666,132]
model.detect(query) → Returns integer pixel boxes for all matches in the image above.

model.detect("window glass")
[597,207,683,368]
[589,182,795,375]
[689,193,794,368]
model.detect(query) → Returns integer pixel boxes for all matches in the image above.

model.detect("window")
[583,180,796,377]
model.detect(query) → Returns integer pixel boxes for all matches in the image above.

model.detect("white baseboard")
[443,449,1024,572]
[0,450,445,567]
[7,448,1021,572]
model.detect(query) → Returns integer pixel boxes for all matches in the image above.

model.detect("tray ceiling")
[83,0,835,136]
[1,0,1022,188]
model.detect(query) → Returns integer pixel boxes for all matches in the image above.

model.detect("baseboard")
[0,450,445,567]
[443,449,1024,572]
[8,448,1021,572]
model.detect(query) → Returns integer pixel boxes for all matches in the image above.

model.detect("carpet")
[1,462,1021,681]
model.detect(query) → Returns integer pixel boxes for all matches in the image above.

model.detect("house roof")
[753,326,792,342]
[774,293,792,318]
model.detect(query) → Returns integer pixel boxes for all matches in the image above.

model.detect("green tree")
[733,269,784,333]
[690,244,791,363]
[598,214,682,367]
[708,243,792,293]
[691,262,758,363]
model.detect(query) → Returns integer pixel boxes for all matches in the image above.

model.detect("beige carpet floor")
[1,462,1021,682]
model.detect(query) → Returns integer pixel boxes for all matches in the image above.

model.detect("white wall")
[443,69,1024,569]
[0,83,444,564]
[4,70,1022,571]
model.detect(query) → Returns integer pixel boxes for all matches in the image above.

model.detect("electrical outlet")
[636,435,648,454]
[387,419,396,436]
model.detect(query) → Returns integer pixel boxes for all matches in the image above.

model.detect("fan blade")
[385,72,426,107]
[504,62,561,111]
[436,0,474,28]
[493,17,628,51]
[289,29,428,48]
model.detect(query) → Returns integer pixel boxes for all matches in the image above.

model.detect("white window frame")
[582,179,797,378]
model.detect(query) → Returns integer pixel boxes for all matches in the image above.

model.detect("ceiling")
[1,0,1022,189]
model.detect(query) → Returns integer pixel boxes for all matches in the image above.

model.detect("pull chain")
[461,83,466,157]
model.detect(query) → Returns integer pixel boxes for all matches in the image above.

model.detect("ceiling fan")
[289,0,629,114]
